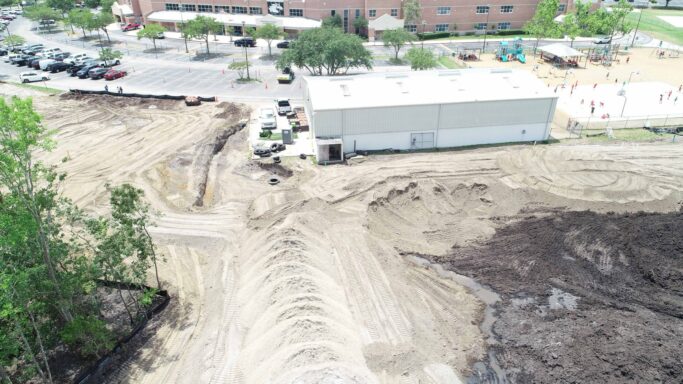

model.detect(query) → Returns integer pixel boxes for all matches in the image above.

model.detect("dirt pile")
[429,210,683,383]
[60,93,181,110]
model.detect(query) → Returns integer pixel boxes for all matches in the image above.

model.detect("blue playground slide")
[501,55,508,62]
[517,54,526,63]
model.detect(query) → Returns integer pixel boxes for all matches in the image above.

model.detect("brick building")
[113,0,575,38]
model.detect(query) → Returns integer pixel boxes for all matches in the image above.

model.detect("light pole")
[620,92,628,117]
[631,3,650,48]
[482,5,490,53]
[421,20,426,49]
[243,21,250,79]
[627,70,639,84]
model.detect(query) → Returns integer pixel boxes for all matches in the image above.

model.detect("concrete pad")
[658,16,683,28]
[557,81,683,122]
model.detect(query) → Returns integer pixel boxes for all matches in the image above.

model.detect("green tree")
[84,0,101,8]
[47,0,75,18]
[24,5,63,33]
[92,11,115,43]
[277,27,372,75]
[229,61,249,80]
[99,47,122,65]
[382,28,416,60]
[68,8,95,38]
[183,15,223,55]
[3,34,25,47]
[137,23,166,53]
[101,0,115,14]
[322,14,342,29]
[523,0,562,55]
[562,13,581,47]
[402,0,422,27]
[253,23,282,57]
[405,47,437,70]
[352,16,368,37]
[572,0,595,36]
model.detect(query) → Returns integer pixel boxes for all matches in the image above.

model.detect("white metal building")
[303,69,558,162]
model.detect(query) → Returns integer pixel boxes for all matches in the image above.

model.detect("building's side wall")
[314,98,556,151]
[132,0,570,32]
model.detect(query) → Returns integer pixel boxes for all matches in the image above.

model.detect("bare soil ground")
[3,82,683,384]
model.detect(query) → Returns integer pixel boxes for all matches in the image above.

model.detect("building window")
[289,8,303,17]
[249,7,261,14]
[476,6,489,14]
[215,5,229,13]
[390,8,398,17]
[558,4,566,12]
[498,22,511,30]
[474,23,487,30]
[181,4,195,12]
[368,9,376,17]
[331,10,335,16]
[500,5,513,13]
[355,9,360,18]
[435,23,448,32]
[232,6,247,14]
[437,6,451,15]
[198,4,212,12]
[405,24,417,32]
[343,9,349,33]
[165,3,179,11]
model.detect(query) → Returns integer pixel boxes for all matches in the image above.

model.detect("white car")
[64,53,89,65]
[19,71,49,83]
[42,47,61,55]
[38,59,55,70]
[4,53,18,63]
[259,108,277,130]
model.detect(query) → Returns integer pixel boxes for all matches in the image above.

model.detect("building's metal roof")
[305,69,556,111]
[146,11,321,30]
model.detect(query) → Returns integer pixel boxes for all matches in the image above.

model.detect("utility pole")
[243,21,250,79]
[482,5,490,53]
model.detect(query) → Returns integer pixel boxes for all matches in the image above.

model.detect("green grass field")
[626,8,683,46]
[437,55,464,69]
[13,82,63,95]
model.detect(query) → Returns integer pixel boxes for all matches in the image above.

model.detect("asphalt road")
[0,15,657,100]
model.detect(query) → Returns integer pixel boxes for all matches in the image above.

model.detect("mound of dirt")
[60,93,180,110]
[214,101,249,120]
[429,210,683,383]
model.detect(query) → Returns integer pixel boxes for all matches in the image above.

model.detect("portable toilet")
[282,129,293,144]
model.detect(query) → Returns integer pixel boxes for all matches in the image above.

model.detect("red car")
[121,23,141,32]
[104,69,127,80]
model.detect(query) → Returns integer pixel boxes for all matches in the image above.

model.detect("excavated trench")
[193,123,244,207]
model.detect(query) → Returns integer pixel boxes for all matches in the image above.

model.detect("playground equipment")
[589,44,620,66]
[496,38,526,63]
[457,48,480,61]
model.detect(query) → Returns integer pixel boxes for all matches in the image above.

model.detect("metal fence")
[566,113,683,137]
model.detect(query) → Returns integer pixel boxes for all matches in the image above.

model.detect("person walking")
[660,94,663,104]
[104,85,109,93]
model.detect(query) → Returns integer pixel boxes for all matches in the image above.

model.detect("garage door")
[411,132,435,149]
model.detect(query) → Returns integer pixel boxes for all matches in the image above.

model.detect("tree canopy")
[137,24,166,52]
[183,15,223,55]
[382,28,416,60]
[67,8,95,38]
[277,27,372,76]
[405,47,437,70]
[0,96,162,383]
[252,23,282,57]
[403,0,421,27]
[322,14,342,29]
[523,0,562,54]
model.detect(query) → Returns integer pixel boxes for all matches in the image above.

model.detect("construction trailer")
[303,69,558,161]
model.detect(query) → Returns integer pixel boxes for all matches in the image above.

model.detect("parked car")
[275,98,291,115]
[47,61,71,72]
[22,44,43,54]
[42,47,62,56]
[29,58,41,69]
[88,67,108,79]
[4,53,19,63]
[121,23,141,32]
[12,54,34,66]
[38,59,56,70]
[0,47,8,56]
[104,68,127,80]
[234,37,256,47]
[64,53,89,64]
[277,67,294,84]
[77,64,100,78]
[19,71,49,83]
[259,108,277,130]
[276,40,290,49]
[594,36,612,44]
[51,52,71,61]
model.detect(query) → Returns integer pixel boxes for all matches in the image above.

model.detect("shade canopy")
[539,43,586,58]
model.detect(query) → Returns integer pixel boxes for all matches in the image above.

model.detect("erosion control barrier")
[73,280,171,384]
[68,89,217,102]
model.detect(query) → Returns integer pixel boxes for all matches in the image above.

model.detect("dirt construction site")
[3,80,683,384]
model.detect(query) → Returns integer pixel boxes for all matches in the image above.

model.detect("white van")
[38,59,56,70]
[19,71,49,83]
[64,53,88,65]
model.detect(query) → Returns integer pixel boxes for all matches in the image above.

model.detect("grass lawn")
[14,82,63,95]
[265,131,298,141]
[626,8,683,46]
[578,128,673,142]
[437,55,463,69]
[428,34,528,41]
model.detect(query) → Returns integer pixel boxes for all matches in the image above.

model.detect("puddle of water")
[406,255,508,384]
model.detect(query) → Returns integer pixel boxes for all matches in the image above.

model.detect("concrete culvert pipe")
[268,177,280,185]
